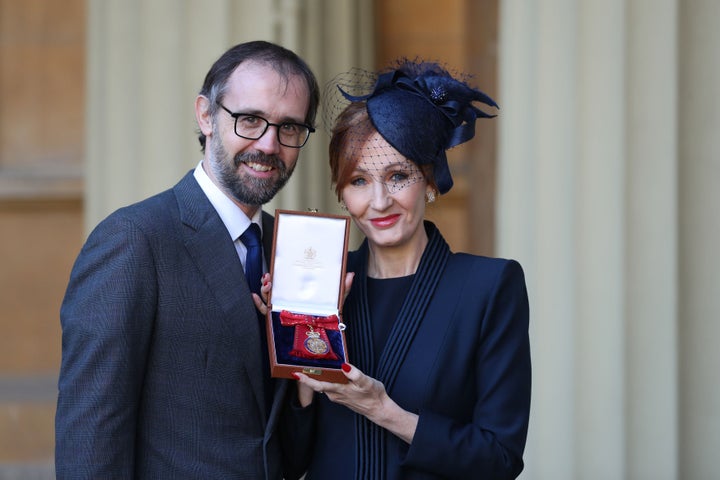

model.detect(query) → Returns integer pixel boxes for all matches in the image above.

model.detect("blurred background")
[1,0,718,478]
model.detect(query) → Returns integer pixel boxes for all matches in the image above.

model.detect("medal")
[279,310,341,360]
[304,327,330,355]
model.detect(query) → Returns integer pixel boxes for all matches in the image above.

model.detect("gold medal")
[304,328,330,355]
[279,310,341,360]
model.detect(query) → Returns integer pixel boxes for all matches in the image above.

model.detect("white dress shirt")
[193,161,265,271]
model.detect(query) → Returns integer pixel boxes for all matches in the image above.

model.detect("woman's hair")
[328,101,436,201]
[197,40,320,152]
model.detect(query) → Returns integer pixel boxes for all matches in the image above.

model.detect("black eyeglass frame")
[217,103,315,148]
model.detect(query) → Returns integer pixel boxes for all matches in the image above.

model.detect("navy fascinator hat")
[325,60,498,194]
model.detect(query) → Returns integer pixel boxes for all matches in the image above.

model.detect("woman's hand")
[293,363,419,444]
[252,273,272,316]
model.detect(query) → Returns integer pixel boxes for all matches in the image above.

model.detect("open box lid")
[269,210,350,317]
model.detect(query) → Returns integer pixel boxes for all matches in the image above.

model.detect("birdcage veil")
[323,58,498,195]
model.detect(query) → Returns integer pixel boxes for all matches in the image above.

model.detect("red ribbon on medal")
[279,310,341,360]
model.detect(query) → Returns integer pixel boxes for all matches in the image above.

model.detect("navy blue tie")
[240,223,263,295]
[241,223,274,412]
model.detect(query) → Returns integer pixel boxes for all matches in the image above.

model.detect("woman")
[264,60,531,479]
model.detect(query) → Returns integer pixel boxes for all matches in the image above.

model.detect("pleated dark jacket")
[305,222,531,480]
[55,170,311,479]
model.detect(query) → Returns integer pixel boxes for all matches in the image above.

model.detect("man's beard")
[209,134,295,206]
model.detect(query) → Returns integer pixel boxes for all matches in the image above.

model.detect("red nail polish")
[291,372,300,380]
[341,363,351,373]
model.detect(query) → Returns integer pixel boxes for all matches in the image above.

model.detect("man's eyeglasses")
[217,103,315,148]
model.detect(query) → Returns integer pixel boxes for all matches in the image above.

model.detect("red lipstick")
[370,214,400,228]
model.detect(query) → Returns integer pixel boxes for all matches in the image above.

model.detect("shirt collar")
[193,161,263,241]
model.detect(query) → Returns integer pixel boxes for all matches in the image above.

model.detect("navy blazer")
[305,222,531,480]
[55,171,309,479]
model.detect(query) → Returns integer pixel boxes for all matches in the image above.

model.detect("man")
[55,40,319,479]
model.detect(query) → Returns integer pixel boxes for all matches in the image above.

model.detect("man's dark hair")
[197,40,320,152]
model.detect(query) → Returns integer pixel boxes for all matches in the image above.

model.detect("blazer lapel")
[348,221,451,392]
[173,171,268,418]
[261,212,274,261]
[348,222,451,480]
[376,222,450,392]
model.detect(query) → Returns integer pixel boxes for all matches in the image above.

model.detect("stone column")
[678,1,720,478]
[498,1,577,477]
[625,1,679,478]
[498,1,680,478]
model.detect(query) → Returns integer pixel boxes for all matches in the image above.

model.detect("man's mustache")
[234,152,284,170]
